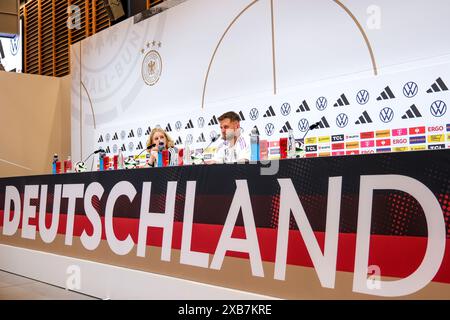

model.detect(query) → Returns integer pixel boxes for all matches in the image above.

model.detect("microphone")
[74,148,105,172]
[308,122,321,131]
[83,148,105,163]
[135,143,156,159]
[199,133,220,163]
[297,121,322,154]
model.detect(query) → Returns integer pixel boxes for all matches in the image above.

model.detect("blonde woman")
[146,127,176,166]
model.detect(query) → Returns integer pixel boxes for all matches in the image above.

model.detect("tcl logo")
[428,126,444,132]
[393,138,407,145]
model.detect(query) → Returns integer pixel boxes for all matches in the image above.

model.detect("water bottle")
[64,156,72,173]
[288,129,296,159]
[99,150,106,171]
[117,149,124,169]
[250,127,260,161]
[183,142,192,165]
[52,154,59,174]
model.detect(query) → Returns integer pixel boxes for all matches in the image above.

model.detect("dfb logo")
[186,134,193,145]
[298,119,309,132]
[430,100,447,117]
[265,123,275,136]
[356,90,369,105]
[197,117,205,128]
[316,97,328,111]
[280,103,291,116]
[137,128,143,138]
[403,82,419,98]
[175,121,182,131]
[379,107,394,123]
[249,108,259,121]
[336,113,349,128]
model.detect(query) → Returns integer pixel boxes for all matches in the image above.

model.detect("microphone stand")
[200,136,220,164]
[297,122,320,155]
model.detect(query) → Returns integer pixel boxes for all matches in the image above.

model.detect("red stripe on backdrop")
[0,211,449,284]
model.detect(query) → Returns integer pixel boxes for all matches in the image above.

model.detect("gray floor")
[0,270,97,300]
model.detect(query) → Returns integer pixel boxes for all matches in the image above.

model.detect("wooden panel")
[22,0,111,77]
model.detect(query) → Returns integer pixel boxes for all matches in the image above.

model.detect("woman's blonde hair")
[146,127,175,150]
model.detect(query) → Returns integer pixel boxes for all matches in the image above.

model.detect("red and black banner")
[0,150,449,299]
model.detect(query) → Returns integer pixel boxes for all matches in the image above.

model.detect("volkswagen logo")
[336,113,349,128]
[249,108,259,121]
[186,134,193,144]
[403,82,418,98]
[265,123,275,136]
[316,97,327,111]
[113,144,118,154]
[10,36,19,56]
[379,107,394,123]
[430,100,447,117]
[280,103,291,116]
[137,128,143,137]
[298,119,309,132]
[128,142,134,152]
[197,117,205,128]
[356,90,369,105]
[120,130,126,140]
[175,121,182,131]
[105,133,111,142]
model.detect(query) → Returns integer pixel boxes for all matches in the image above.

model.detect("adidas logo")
[296,100,310,112]
[208,115,218,126]
[239,111,246,121]
[120,144,126,152]
[333,94,350,107]
[263,106,276,117]
[355,111,373,124]
[279,121,293,133]
[165,123,172,132]
[185,119,194,129]
[196,133,206,143]
[427,77,448,93]
[112,132,119,140]
[175,136,183,145]
[128,130,135,138]
[316,117,330,129]
[98,135,104,143]
[105,146,110,153]
[401,104,422,119]
[376,86,395,100]
[136,141,143,150]
[145,127,151,135]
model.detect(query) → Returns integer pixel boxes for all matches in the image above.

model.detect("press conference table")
[0,150,449,299]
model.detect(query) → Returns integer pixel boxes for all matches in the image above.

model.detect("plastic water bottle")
[288,129,296,159]
[52,154,59,174]
[99,150,105,171]
[183,143,192,165]
[117,149,124,169]
[250,127,260,161]
[64,156,72,173]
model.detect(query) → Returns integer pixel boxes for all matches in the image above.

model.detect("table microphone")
[300,121,321,142]
[200,133,220,163]
[135,143,156,159]
[73,148,105,172]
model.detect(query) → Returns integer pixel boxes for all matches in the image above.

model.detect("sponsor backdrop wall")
[71,0,450,163]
